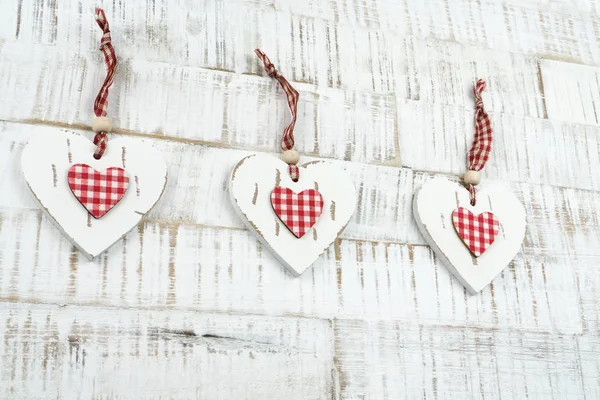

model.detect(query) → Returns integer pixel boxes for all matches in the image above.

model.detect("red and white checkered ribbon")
[92,8,117,159]
[452,207,499,257]
[67,164,129,219]
[255,49,300,181]
[466,79,492,205]
[271,187,324,238]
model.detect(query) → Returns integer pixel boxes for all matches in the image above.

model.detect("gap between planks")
[8,118,600,194]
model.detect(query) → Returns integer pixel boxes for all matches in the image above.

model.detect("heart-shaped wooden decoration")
[229,154,356,276]
[22,131,167,259]
[413,178,526,294]
[452,207,500,257]
[271,187,324,238]
[67,164,129,219]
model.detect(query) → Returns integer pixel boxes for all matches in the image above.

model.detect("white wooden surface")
[0,0,599,398]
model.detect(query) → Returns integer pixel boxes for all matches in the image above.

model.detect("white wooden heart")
[229,154,356,276]
[21,131,167,259]
[413,177,526,294]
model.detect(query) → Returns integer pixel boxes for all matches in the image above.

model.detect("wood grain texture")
[334,319,594,399]
[399,100,600,191]
[0,14,546,116]
[541,59,600,126]
[0,302,335,399]
[0,0,599,397]
[0,207,586,334]
[277,0,600,66]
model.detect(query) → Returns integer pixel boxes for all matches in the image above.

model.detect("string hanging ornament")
[413,79,526,294]
[21,9,168,259]
[228,49,356,276]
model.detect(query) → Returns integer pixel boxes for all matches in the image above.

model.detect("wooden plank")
[578,335,600,394]
[573,254,600,333]
[2,122,599,249]
[0,302,335,399]
[399,99,600,191]
[7,0,599,69]
[541,59,600,126]
[503,0,600,18]
[0,39,557,173]
[334,319,590,399]
[4,39,584,195]
[0,40,399,165]
[277,0,600,66]
[0,206,586,333]
[1,10,545,118]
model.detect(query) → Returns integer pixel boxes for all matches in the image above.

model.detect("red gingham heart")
[452,207,500,257]
[271,187,324,238]
[67,163,129,219]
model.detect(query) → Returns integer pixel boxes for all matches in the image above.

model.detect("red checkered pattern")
[452,207,499,257]
[93,8,117,159]
[68,164,129,219]
[271,187,324,238]
[466,79,493,205]
[255,49,301,182]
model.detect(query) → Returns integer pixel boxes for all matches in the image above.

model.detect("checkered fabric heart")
[271,187,324,238]
[452,207,500,257]
[68,164,129,219]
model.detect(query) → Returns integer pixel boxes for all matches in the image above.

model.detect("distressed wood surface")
[0,0,599,398]
[0,302,335,399]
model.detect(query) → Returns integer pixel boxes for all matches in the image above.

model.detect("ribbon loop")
[255,49,301,181]
[466,79,493,204]
[474,79,486,110]
[93,132,108,160]
[92,8,117,159]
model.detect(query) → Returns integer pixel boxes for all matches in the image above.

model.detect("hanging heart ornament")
[229,154,355,276]
[230,49,356,275]
[22,131,167,259]
[413,178,525,294]
[413,79,527,294]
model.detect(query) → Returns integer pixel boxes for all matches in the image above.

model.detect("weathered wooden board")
[0,207,585,334]
[1,26,544,116]
[277,0,600,66]
[0,42,594,190]
[334,319,595,399]
[0,302,335,399]
[541,59,600,126]
[4,0,600,71]
[399,100,600,191]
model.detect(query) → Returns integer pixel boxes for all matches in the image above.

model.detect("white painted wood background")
[0,0,598,398]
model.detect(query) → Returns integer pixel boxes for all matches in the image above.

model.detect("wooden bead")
[92,116,112,133]
[281,150,299,165]
[463,170,481,185]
